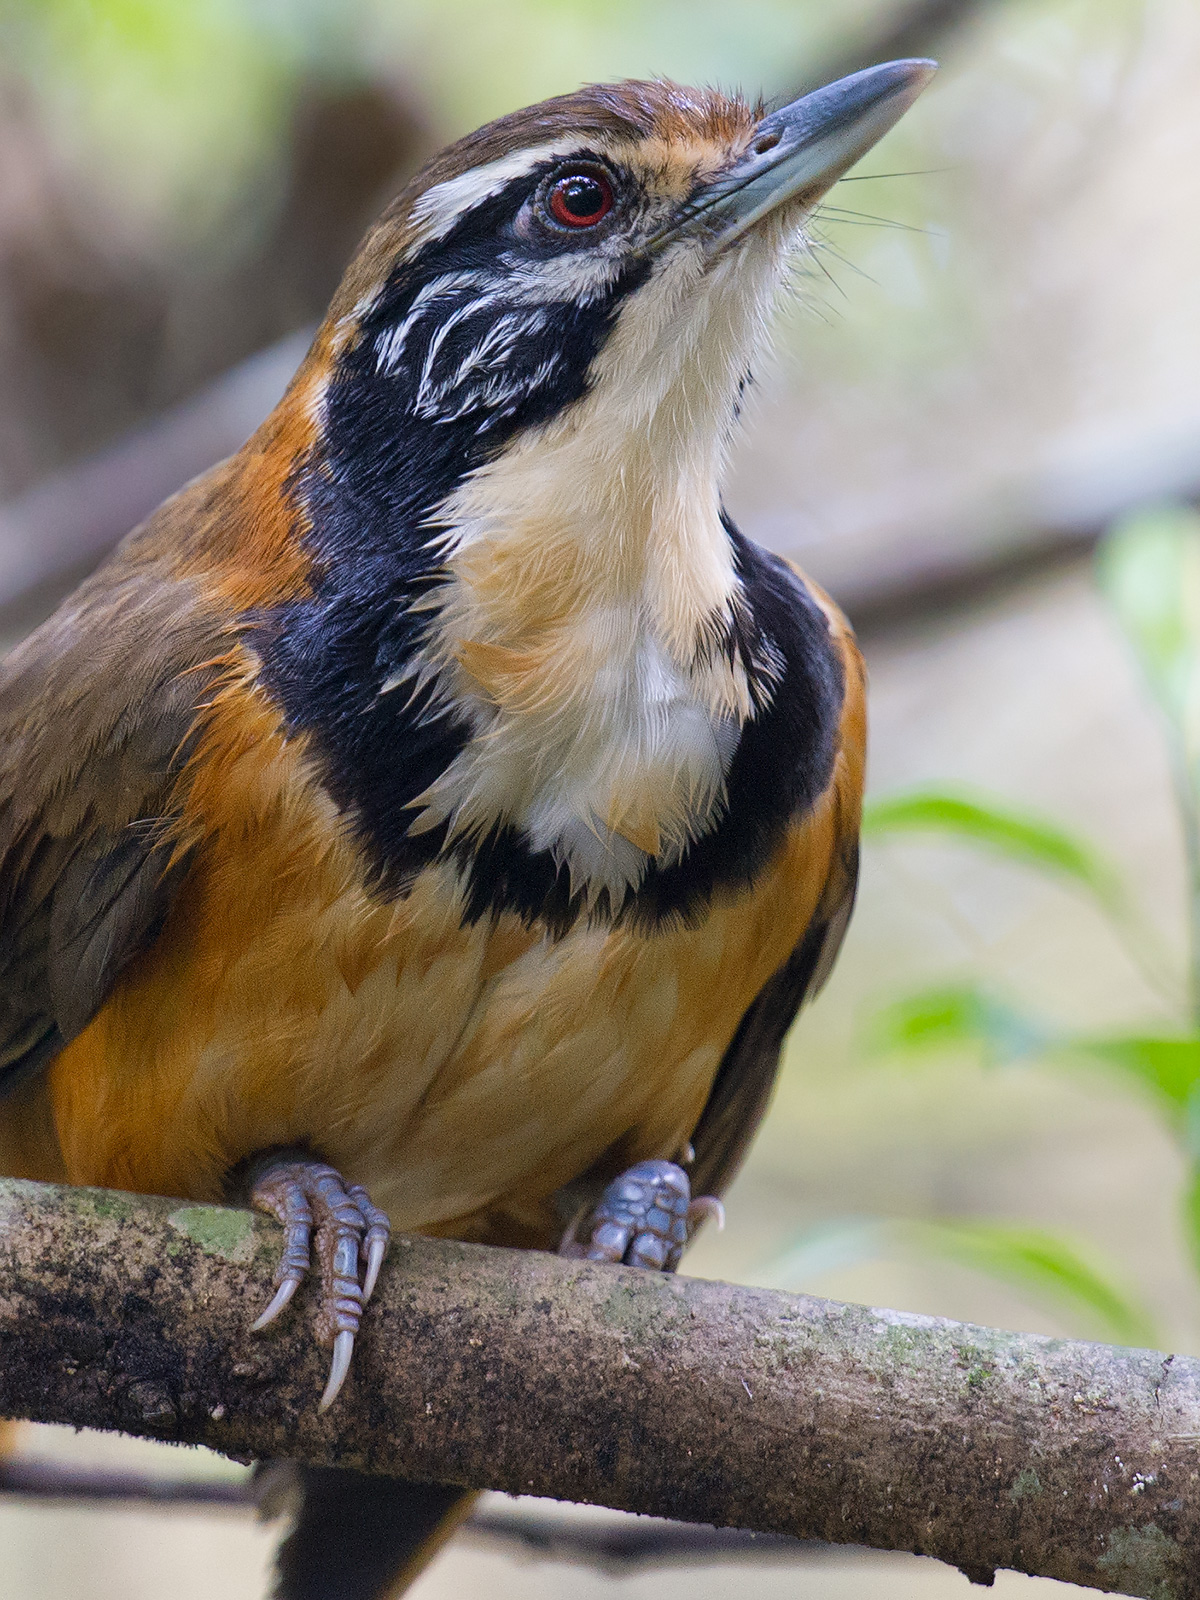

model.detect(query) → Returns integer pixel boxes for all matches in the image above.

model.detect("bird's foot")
[246,1154,390,1412]
[558,1158,723,1272]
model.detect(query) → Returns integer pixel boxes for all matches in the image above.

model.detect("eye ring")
[546,166,615,229]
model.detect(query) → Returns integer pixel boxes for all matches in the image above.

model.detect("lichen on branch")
[1,1176,1198,1598]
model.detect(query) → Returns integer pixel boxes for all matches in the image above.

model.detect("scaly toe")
[348,1184,391,1304]
[245,1153,391,1411]
[560,1158,710,1274]
[247,1167,315,1334]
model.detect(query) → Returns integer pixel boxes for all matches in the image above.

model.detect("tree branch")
[0,332,310,617]
[461,1505,813,1570]
[0,1176,1197,1597]
[791,0,994,93]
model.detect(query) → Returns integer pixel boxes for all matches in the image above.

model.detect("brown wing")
[0,554,224,1094]
[689,568,865,1201]
[687,832,858,1199]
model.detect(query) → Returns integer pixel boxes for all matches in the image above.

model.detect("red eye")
[547,168,614,228]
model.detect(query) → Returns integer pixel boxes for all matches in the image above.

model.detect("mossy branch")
[1,1176,1198,1597]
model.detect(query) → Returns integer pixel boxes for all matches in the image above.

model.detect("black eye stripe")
[418,152,615,257]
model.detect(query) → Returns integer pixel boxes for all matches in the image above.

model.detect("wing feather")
[0,558,224,1095]
[689,563,865,1201]
[688,835,858,1200]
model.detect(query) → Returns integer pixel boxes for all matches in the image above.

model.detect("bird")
[0,59,932,1599]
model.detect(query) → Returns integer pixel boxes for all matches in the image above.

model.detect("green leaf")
[759,1218,891,1290]
[1065,1034,1200,1116]
[868,984,1052,1065]
[763,1215,1155,1347]
[1097,506,1200,760]
[909,1219,1156,1347]
[862,787,1125,912]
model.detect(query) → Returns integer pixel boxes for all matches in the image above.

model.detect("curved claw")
[349,1185,390,1305]
[250,1274,301,1333]
[362,1233,388,1305]
[319,1330,356,1413]
[688,1195,726,1232]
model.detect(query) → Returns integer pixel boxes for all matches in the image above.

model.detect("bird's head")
[308,61,935,539]
[262,63,933,920]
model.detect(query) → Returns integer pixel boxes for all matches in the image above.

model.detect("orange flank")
[29,617,863,1251]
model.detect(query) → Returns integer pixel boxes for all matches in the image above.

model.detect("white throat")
[392,234,787,907]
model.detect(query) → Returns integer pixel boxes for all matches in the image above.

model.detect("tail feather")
[263,1464,476,1600]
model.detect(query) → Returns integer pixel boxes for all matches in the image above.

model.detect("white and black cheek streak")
[256,126,846,935]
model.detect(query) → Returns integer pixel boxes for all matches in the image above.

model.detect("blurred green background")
[2,0,1200,1596]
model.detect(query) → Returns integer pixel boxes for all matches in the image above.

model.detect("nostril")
[752,131,781,155]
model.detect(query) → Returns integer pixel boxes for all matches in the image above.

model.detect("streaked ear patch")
[373,270,561,428]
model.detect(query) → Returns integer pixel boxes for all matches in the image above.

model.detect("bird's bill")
[664,58,937,254]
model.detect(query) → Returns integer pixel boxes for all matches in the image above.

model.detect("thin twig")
[793,0,996,94]
[0,1460,251,1508]
[0,1464,820,1571]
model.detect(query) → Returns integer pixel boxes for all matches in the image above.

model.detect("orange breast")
[40,633,862,1248]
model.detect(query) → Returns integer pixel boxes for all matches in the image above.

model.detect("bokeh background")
[2,0,1200,1596]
